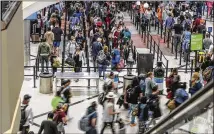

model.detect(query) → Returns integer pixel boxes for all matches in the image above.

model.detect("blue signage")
[208,27,212,33]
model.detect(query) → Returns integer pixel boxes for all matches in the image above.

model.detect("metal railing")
[1,1,21,30]
[145,80,214,134]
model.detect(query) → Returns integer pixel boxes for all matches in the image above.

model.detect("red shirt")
[55,110,66,123]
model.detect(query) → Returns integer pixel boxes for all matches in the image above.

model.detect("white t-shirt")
[103,102,114,122]
[22,104,33,126]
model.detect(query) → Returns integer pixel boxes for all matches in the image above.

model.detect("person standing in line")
[19,94,33,134]
[52,22,63,53]
[36,14,43,39]
[38,113,58,134]
[38,38,51,73]
[73,45,86,82]
[203,33,213,51]
[100,92,120,134]
[145,72,156,97]
[173,19,183,53]
[66,36,77,59]
[124,45,136,75]
[44,27,54,52]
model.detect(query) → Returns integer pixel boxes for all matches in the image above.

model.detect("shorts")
[53,41,61,47]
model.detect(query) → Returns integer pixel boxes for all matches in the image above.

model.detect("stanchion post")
[175,43,178,59]
[160,52,162,61]
[149,19,151,32]
[164,27,166,43]
[153,41,155,59]
[161,23,163,38]
[171,36,174,54]
[195,51,198,68]
[157,45,160,60]
[150,38,152,53]
[179,51,182,65]
[157,21,160,34]
[190,59,194,78]
[185,54,188,73]
[33,66,36,88]
[166,60,169,77]
[167,31,170,48]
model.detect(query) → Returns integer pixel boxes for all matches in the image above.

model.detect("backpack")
[53,57,61,68]
[98,92,106,105]
[20,105,28,127]
[126,86,136,103]
[65,57,75,66]
[139,79,146,93]
[53,111,61,124]
[40,43,49,55]
[203,66,214,81]
[147,97,159,111]
[97,50,106,64]
[79,111,96,132]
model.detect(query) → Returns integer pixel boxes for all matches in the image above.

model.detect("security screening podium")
[136,48,154,75]
[55,72,99,93]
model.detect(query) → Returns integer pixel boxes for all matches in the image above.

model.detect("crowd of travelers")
[19,1,213,134]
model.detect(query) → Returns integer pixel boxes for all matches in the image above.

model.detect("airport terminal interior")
[1,1,214,134]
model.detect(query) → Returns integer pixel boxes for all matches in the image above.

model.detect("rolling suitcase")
[31,24,40,43]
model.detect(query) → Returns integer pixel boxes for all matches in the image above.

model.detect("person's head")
[71,36,75,41]
[41,38,46,42]
[185,16,189,19]
[47,27,51,31]
[78,31,83,36]
[117,10,120,13]
[187,27,191,31]
[37,14,41,19]
[55,90,61,97]
[174,75,180,82]
[168,13,172,17]
[55,9,59,14]
[106,92,117,102]
[104,46,108,53]
[97,38,102,42]
[140,96,147,104]
[172,68,178,75]
[62,79,71,87]
[47,112,54,120]
[147,72,153,78]
[206,33,210,38]
[109,72,114,79]
[76,45,81,51]
[177,18,181,24]
[56,103,63,110]
[195,67,200,72]
[91,101,97,110]
[192,72,200,81]
[23,94,31,104]
[132,76,139,87]
[55,22,59,27]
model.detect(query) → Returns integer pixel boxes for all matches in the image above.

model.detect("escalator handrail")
[145,80,214,134]
[1,1,22,31]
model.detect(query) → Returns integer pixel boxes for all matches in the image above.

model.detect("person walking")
[19,94,33,134]
[100,92,120,134]
[173,19,183,53]
[86,102,98,134]
[38,112,58,134]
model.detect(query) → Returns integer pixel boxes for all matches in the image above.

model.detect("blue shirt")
[165,17,175,29]
[183,31,191,41]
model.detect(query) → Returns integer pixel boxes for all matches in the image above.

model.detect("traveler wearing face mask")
[124,45,136,75]
[115,10,124,24]
[66,36,77,58]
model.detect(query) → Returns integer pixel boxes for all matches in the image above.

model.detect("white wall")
[23,1,58,19]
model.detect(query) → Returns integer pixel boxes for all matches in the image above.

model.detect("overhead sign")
[191,34,203,51]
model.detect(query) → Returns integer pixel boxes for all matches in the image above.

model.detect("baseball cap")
[24,94,32,100]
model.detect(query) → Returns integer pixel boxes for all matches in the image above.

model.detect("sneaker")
[130,123,137,127]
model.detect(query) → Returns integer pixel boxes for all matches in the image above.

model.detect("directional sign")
[191,34,203,51]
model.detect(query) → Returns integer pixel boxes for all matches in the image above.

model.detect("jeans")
[100,122,115,134]
[173,34,182,52]
[130,104,138,124]
[86,127,97,134]
[93,56,97,72]
[138,121,146,134]
[53,41,61,48]
[41,56,49,72]
[98,64,107,77]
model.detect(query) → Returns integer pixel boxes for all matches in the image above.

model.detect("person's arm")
[38,121,44,134]
[82,51,86,64]
[91,118,97,127]
[29,108,34,124]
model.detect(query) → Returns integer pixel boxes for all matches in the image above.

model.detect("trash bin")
[39,72,53,94]
[123,75,135,91]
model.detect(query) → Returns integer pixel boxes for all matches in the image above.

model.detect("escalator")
[145,80,214,134]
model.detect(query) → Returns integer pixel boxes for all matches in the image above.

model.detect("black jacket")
[38,120,58,134]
